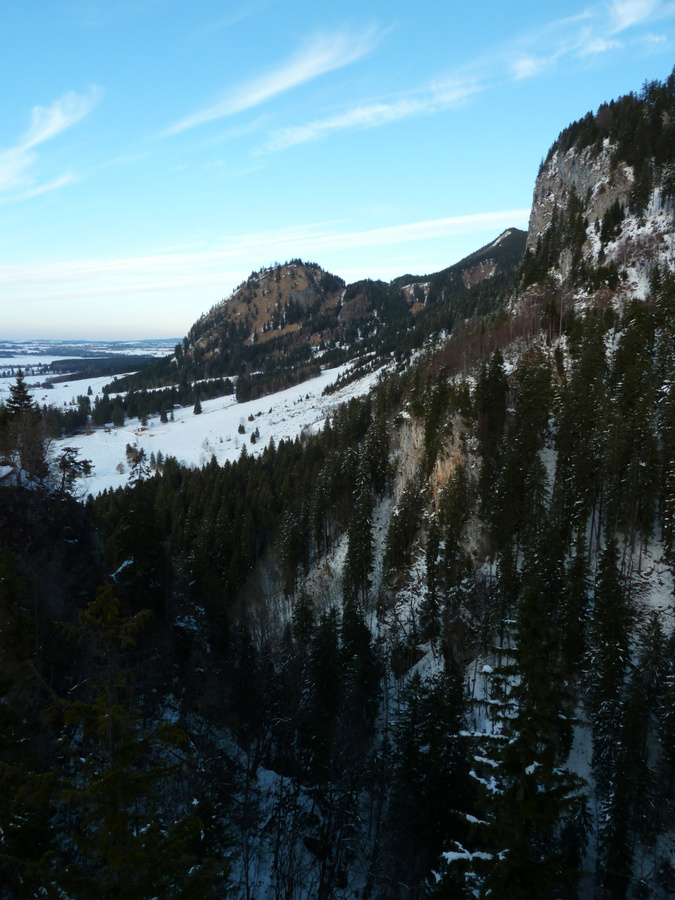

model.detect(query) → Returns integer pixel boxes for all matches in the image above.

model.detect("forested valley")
[1,68,675,900]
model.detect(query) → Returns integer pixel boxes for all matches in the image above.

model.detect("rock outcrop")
[527,142,634,250]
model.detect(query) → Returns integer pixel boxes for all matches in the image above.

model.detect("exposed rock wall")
[461,259,498,287]
[527,142,634,250]
[391,412,475,513]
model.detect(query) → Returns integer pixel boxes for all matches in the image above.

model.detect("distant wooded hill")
[110,229,526,403]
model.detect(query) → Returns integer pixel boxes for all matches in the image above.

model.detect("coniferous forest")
[1,68,675,899]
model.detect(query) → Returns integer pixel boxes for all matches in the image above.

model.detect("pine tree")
[487,572,587,898]
[447,566,588,899]
[340,599,381,739]
[476,350,508,510]
[421,516,442,642]
[308,608,341,780]
[553,316,608,546]
[605,304,658,551]
[51,584,227,897]
[343,460,374,605]
[585,539,637,899]
[388,668,469,893]
[5,369,35,417]
[128,447,150,485]
[492,351,552,555]
[54,446,93,494]
[1,370,48,486]
[586,539,633,743]
[559,541,591,676]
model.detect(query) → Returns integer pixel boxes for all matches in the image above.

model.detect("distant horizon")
[3,1,674,339]
[0,337,180,348]
[2,223,530,341]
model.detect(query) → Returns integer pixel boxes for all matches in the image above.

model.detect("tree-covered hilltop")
[546,66,675,185]
[107,232,526,412]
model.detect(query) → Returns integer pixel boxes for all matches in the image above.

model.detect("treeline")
[48,354,155,379]
[235,363,321,403]
[96,377,234,426]
[34,378,236,436]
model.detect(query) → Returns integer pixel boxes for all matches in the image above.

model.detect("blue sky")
[1,0,674,339]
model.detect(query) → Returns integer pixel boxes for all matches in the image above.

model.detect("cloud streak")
[1,208,531,300]
[165,29,379,135]
[609,0,660,33]
[502,1,672,82]
[261,79,480,152]
[0,86,102,195]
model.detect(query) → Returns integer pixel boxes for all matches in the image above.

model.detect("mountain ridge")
[111,227,526,405]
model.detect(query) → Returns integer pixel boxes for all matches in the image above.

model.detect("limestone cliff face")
[527,142,634,251]
[391,414,424,497]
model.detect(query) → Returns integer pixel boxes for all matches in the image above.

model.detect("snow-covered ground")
[30,363,384,496]
[0,339,175,360]
[2,374,126,410]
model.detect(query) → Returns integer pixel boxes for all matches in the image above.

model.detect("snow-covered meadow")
[2,361,384,496]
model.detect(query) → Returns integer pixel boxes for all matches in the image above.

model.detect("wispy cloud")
[511,55,555,80]
[23,89,102,149]
[577,32,624,55]
[0,86,102,196]
[20,173,78,200]
[502,1,671,81]
[258,1,671,154]
[164,28,379,135]
[261,79,479,153]
[191,0,277,39]
[609,0,660,33]
[640,30,669,44]
[296,210,532,251]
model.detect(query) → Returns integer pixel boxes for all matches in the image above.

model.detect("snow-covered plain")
[20,363,384,496]
[0,339,176,360]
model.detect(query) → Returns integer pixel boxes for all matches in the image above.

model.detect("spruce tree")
[476,349,508,511]
[553,316,608,546]
[586,539,637,899]
[1,369,48,486]
[446,549,587,899]
[5,369,35,417]
[343,460,374,605]
[51,584,227,897]
[388,668,469,893]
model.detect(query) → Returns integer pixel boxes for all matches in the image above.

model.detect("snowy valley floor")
[13,362,383,496]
